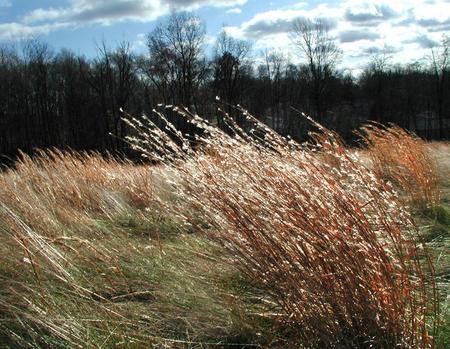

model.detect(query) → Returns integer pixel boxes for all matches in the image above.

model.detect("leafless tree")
[212,30,252,109]
[146,12,207,111]
[430,35,449,138]
[360,47,393,123]
[259,50,287,130]
[84,40,137,148]
[23,39,56,144]
[291,18,341,121]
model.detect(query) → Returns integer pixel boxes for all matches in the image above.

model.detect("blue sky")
[1,1,449,74]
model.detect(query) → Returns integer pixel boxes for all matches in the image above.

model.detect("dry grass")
[125,107,439,348]
[0,150,268,348]
[359,123,441,206]
[0,107,442,348]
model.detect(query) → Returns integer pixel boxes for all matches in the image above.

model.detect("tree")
[360,47,392,124]
[212,30,252,108]
[23,39,56,146]
[0,43,29,154]
[83,40,137,149]
[146,12,207,111]
[429,35,449,138]
[256,50,287,130]
[291,18,341,122]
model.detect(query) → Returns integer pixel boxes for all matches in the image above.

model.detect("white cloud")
[3,0,248,43]
[226,7,242,14]
[22,0,248,25]
[2,0,449,73]
[0,22,70,41]
[344,4,398,25]
[22,1,168,25]
[170,0,247,11]
[339,29,380,43]
[223,0,450,71]
[291,2,308,9]
[223,4,341,39]
[132,32,147,50]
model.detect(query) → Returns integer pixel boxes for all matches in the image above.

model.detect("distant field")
[0,113,448,348]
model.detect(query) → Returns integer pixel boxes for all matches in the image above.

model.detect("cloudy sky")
[1,0,449,73]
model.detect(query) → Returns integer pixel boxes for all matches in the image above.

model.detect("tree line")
[1,12,449,162]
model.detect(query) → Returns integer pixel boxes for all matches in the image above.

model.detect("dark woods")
[1,13,449,163]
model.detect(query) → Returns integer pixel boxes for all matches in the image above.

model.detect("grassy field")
[420,142,450,348]
[0,110,448,348]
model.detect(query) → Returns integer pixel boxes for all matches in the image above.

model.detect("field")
[0,109,448,348]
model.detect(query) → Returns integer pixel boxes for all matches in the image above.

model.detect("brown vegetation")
[360,123,441,206]
[0,108,442,348]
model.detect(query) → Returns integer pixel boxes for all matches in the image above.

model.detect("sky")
[0,0,449,74]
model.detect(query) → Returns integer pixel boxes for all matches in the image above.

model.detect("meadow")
[0,107,448,348]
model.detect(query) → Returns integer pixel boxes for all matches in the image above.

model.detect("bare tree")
[23,39,56,145]
[360,47,393,123]
[146,12,207,110]
[83,40,137,149]
[110,41,138,140]
[212,30,252,108]
[291,18,341,122]
[259,50,286,130]
[430,35,449,138]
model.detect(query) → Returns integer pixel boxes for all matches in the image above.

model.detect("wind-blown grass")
[0,150,270,348]
[359,123,441,206]
[125,107,439,348]
[0,106,441,348]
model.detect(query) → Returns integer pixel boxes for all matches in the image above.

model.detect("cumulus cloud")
[403,34,439,48]
[243,17,301,38]
[415,17,450,32]
[221,0,450,71]
[226,7,242,14]
[132,32,147,50]
[360,45,400,56]
[168,0,246,9]
[344,4,398,25]
[23,1,162,25]
[23,0,247,25]
[224,5,340,40]
[246,16,339,39]
[0,22,69,41]
[339,30,380,43]
[1,0,247,43]
[401,15,450,30]
[2,0,450,73]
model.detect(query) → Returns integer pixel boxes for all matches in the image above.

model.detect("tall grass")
[0,150,267,348]
[0,106,440,348]
[359,123,441,206]
[125,107,438,347]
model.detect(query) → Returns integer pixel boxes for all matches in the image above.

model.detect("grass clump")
[356,126,448,348]
[125,107,439,348]
[359,123,441,206]
[0,149,270,348]
[418,205,450,242]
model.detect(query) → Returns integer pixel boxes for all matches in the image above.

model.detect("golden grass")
[0,107,441,348]
[125,107,439,347]
[359,123,441,206]
[0,150,267,348]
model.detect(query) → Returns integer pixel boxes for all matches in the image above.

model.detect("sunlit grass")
[0,107,446,348]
